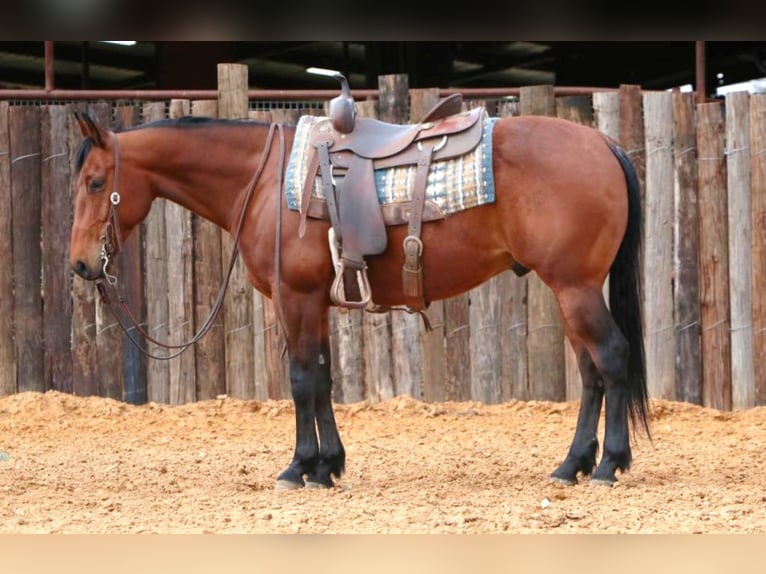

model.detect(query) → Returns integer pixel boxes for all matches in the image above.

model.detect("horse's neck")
[133,124,271,232]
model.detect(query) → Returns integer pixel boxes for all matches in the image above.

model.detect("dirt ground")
[1,390,765,533]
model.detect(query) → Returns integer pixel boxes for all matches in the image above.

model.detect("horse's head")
[69,111,153,281]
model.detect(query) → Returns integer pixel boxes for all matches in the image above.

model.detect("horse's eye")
[88,179,106,193]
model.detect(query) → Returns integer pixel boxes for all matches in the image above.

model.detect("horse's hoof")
[589,477,616,487]
[550,475,577,486]
[274,479,304,491]
[304,480,332,490]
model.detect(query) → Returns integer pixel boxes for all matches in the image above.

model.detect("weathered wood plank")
[520,85,565,402]
[218,64,256,399]
[189,99,227,402]
[410,87,446,403]
[672,91,702,405]
[469,273,503,404]
[619,85,647,207]
[378,74,422,399]
[141,101,170,404]
[329,309,365,403]
[41,105,73,394]
[10,105,44,393]
[0,102,14,395]
[166,99,196,405]
[751,94,766,406]
[443,295,471,401]
[463,98,504,404]
[642,91,676,400]
[696,101,731,410]
[349,98,394,403]
[725,91,755,409]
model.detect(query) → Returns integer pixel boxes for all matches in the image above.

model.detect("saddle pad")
[284,114,500,216]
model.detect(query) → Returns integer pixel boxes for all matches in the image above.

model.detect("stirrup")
[328,228,372,309]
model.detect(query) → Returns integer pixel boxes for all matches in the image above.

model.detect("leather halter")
[95,123,286,360]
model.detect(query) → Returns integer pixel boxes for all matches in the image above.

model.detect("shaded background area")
[0,41,764,95]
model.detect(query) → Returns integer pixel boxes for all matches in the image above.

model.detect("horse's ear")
[73,110,108,148]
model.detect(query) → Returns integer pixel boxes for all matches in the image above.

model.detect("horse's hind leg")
[554,286,631,485]
[275,296,345,490]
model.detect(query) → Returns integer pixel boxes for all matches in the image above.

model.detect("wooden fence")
[0,70,764,410]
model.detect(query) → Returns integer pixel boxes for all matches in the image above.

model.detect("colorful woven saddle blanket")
[284,113,500,223]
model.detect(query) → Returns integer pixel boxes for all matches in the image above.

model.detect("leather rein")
[95,122,286,361]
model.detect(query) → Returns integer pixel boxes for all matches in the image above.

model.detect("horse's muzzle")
[72,259,103,281]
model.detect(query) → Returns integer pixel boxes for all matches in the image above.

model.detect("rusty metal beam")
[44,41,54,92]
[0,85,616,101]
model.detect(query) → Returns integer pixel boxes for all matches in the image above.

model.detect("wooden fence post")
[165,99,196,405]
[41,105,74,394]
[410,88,446,403]
[218,63,257,400]
[0,101,14,396]
[142,101,171,403]
[725,91,755,409]
[672,91,702,405]
[357,96,395,403]
[697,101,731,410]
[619,85,647,206]
[190,99,228,402]
[519,85,566,402]
[379,73,423,400]
[10,104,44,393]
[751,94,766,406]
[642,91,676,400]
[465,98,504,404]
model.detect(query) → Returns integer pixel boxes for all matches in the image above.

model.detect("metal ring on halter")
[110,191,121,205]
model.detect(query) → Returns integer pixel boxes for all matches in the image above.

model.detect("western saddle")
[299,74,485,312]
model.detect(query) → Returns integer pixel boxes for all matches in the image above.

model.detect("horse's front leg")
[275,298,345,490]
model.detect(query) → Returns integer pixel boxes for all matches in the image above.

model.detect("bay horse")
[69,103,650,489]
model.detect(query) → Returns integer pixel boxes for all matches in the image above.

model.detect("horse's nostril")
[74,260,88,278]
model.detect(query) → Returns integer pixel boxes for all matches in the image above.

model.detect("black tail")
[605,140,651,441]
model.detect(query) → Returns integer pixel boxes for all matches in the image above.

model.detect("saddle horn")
[328,74,357,134]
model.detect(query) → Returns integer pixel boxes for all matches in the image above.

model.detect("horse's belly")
[365,212,512,306]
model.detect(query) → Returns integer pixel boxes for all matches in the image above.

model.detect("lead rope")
[97,123,280,361]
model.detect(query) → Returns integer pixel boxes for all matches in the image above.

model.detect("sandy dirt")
[1,390,765,533]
